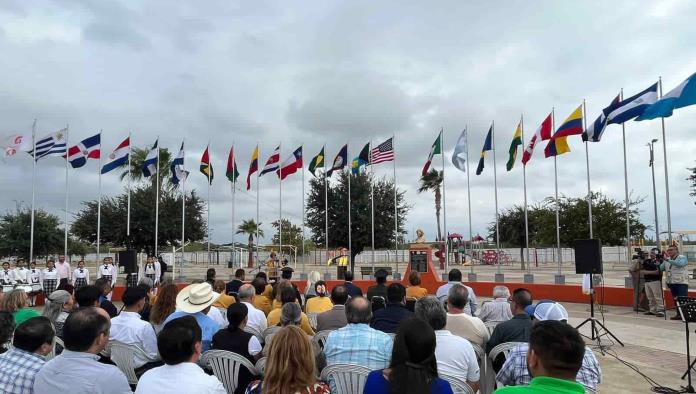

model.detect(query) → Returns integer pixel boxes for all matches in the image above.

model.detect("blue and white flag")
[101,137,130,174]
[142,139,159,178]
[31,128,67,161]
[636,73,696,121]
[606,82,658,125]
[582,94,620,142]
[170,141,188,185]
[451,128,467,172]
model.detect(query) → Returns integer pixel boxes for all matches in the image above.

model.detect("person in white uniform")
[97,257,118,300]
[28,261,42,306]
[41,260,60,295]
[1,261,16,293]
[73,260,90,289]
[13,259,30,285]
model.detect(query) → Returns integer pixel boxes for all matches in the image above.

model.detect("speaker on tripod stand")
[574,239,624,346]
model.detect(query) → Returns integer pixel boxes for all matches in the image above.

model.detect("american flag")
[370,137,394,164]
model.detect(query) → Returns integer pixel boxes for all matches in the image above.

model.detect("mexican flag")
[422,132,442,176]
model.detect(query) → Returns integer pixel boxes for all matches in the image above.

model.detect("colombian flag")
[247,145,259,190]
[199,146,213,184]
[544,105,583,158]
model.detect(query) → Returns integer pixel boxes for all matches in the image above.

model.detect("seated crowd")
[0,266,602,394]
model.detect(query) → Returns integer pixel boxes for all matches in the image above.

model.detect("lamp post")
[647,139,660,247]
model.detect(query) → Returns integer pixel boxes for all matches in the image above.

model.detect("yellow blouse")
[406,286,428,300]
[305,296,333,314]
[267,307,315,336]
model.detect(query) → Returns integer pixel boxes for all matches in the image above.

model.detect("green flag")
[308,147,324,177]
[506,122,523,171]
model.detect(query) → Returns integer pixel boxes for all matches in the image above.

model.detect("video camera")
[632,248,646,261]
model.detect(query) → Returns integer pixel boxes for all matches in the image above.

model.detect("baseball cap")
[526,301,569,321]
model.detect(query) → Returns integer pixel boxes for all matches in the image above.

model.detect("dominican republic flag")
[260,145,280,176]
[637,73,696,121]
[521,112,552,165]
[101,137,130,174]
[327,144,348,178]
[278,146,303,181]
[170,142,187,186]
[67,133,100,168]
[422,131,442,176]
[142,139,159,178]
[606,82,658,125]
[583,94,620,142]
[31,129,67,161]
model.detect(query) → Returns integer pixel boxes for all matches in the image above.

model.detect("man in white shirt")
[34,307,132,394]
[109,286,161,375]
[238,284,267,333]
[136,315,226,394]
[416,296,480,393]
[445,284,489,347]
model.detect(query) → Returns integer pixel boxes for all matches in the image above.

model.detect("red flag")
[521,113,552,165]
[277,146,303,181]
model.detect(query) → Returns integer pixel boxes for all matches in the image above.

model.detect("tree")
[491,192,647,248]
[237,219,264,267]
[271,219,305,256]
[71,185,206,256]
[689,165,696,204]
[418,169,444,241]
[0,207,64,259]
[119,146,172,185]
[306,171,409,269]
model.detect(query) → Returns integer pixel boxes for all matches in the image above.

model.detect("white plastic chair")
[484,320,499,336]
[312,329,333,350]
[243,326,264,344]
[200,350,259,394]
[110,341,140,385]
[468,341,490,394]
[255,357,267,376]
[320,363,372,394]
[488,342,525,364]
[307,313,318,330]
[440,373,475,394]
[262,326,281,341]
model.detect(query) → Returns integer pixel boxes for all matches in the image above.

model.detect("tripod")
[576,275,624,346]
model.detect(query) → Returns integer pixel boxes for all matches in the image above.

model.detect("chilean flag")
[278,146,303,181]
[101,137,130,174]
[67,133,101,168]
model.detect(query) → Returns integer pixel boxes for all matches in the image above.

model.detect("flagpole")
[127,132,132,243]
[441,127,449,272]
[155,137,160,257]
[256,143,260,269]
[620,89,631,258]
[659,77,672,244]
[393,134,398,277]
[323,143,328,276]
[370,139,375,272]
[301,144,306,275]
[29,119,37,263]
[278,142,282,262]
[64,124,69,258]
[583,100,593,238]
[464,126,473,275]
[207,143,211,266]
[181,140,186,280]
[97,130,103,264]
[551,109,562,278]
[347,141,352,270]
[521,116,530,274]
[230,157,235,268]
[492,122,501,276]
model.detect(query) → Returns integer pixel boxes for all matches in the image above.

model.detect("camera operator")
[628,248,649,312]
[640,248,664,317]
[661,245,689,321]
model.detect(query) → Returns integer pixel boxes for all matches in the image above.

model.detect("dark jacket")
[212,328,258,394]
[99,296,118,318]
[366,284,388,301]
[317,305,348,331]
[344,282,363,298]
[486,313,532,371]
[370,303,413,333]
[226,279,244,295]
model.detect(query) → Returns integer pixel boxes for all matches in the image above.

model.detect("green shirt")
[13,308,40,325]
[495,376,585,393]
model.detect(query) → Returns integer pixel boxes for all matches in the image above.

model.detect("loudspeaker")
[117,250,137,273]
[574,239,603,274]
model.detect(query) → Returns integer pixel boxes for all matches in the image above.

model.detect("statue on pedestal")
[415,229,426,243]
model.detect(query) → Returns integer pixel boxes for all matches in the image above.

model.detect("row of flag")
[2,72,695,185]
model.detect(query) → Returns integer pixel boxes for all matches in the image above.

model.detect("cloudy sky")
[1,0,695,247]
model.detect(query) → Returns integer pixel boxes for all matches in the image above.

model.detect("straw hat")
[176,283,220,313]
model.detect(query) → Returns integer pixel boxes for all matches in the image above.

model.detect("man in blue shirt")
[661,245,690,320]
[371,283,413,333]
[436,269,477,315]
[164,283,221,351]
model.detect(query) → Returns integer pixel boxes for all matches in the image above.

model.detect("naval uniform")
[28,268,42,293]
[73,267,90,289]
[1,269,16,292]
[13,267,29,284]
[41,268,59,295]
[97,264,117,287]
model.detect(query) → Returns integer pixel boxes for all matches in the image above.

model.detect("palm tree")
[237,219,264,267]
[418,169,444,241]
[119,146,173,186]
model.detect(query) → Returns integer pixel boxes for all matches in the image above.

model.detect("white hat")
[176,283,220,314]
[532,301,569,322]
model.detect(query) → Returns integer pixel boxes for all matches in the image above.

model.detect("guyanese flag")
[308,147,324,177]
[199,146,213,184]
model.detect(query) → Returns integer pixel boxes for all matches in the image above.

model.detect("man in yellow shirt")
[267,283,315,336]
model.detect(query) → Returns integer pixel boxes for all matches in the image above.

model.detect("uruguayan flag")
[170,142,188,185]
[637,73,696,121]
[31,128,67,160]
[142,139,159,178]
[606,82,658,125]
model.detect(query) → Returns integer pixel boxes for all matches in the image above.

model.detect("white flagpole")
[256,144,260,268]
[127,132,132,241]
[230,143,235,267]
[441,127,449,271]
[207,143,211,265]
[521,116,530,273]
[620,89,631,257]
[324,143,328,275]
[393,134,398,276]
[465,127,473,275]
[301,144,306,274]
[347,141,352,267]
[64,124,70,258]
[154,137,160,257]
[492,122,501,275]
[181,140,186,280]
[583,100,593,238]
[279,143,282,262]
[29,119,37,263]
[659,77,672,244]
[97,130,103,264]
[370,140,375,271]
[552,109,562,276]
